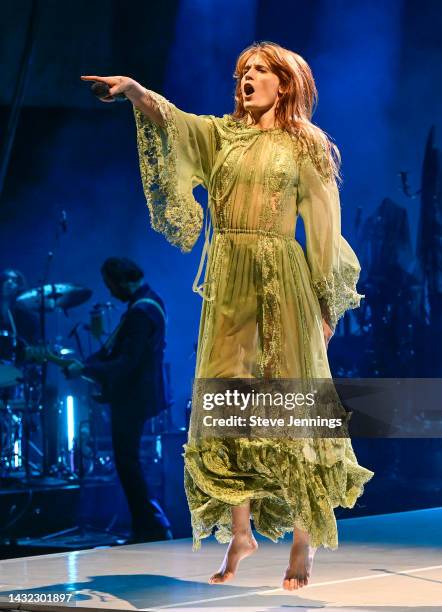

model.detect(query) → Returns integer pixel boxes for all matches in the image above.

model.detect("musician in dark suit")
[67,257,172,542]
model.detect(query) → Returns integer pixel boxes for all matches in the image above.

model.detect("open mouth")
[244,83,255,96]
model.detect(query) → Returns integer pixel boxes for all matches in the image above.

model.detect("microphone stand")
[38,252,52,477]
[36,212,67,480]
[68,321,85,361]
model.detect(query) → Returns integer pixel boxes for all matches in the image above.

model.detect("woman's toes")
[209,572,222,583]
[209,574,220,584]
[209,570,233,584]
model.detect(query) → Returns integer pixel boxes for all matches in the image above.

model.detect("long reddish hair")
[232,41,341,184]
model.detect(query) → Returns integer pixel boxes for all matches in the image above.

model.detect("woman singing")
[82,40,374,591]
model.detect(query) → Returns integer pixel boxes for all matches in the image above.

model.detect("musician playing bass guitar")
[66,257,173,543]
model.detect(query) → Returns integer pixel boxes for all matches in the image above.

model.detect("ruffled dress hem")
[183,437,374,551]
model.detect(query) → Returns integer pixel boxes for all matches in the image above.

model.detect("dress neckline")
[247,124,284,133]
[225,115,285,134]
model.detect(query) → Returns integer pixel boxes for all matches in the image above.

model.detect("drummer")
[0,268,39,360]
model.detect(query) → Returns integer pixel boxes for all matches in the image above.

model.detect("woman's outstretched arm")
[80,75,165,127]
[81,74,218,253]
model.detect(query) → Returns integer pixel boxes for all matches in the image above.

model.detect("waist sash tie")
[192,208,214,301]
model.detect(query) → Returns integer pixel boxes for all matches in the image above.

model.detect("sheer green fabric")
[134,91,374,551]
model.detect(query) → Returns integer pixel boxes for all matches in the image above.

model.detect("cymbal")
[16,284,92,312]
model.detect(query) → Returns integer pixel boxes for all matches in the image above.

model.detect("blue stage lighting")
[66,395,75,452]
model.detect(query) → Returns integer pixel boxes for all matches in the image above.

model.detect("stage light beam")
[67,395,75,452]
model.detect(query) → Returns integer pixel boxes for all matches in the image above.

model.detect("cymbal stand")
[37,211,67,478]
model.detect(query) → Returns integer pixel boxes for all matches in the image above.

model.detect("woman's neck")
[246,106,277,130]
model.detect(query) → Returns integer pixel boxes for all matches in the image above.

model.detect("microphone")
[90,81,128,102]
[89,304,105,340]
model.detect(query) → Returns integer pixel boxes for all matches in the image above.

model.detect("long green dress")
[134,90,375,551]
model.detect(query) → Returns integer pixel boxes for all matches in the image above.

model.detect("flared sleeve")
[297,150,364,332]
[134,90,217,253]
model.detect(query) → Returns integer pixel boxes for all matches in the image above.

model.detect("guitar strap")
[103,297,167,354]
[131,297,167,323]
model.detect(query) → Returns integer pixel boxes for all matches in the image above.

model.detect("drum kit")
[0,282,110,483]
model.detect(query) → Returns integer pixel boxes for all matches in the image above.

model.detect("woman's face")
[240,52,281,115]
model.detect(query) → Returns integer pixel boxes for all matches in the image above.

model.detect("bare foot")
[209,531,258,584]
[283,536,317,591]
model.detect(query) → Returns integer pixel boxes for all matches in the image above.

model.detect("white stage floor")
[0,507,441,611]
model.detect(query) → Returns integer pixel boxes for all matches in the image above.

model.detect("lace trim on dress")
[312,264,365,331]
[183,437,374,551]
[134,90,204,253]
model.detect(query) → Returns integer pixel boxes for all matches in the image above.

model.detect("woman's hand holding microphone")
[80,75,165,126]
